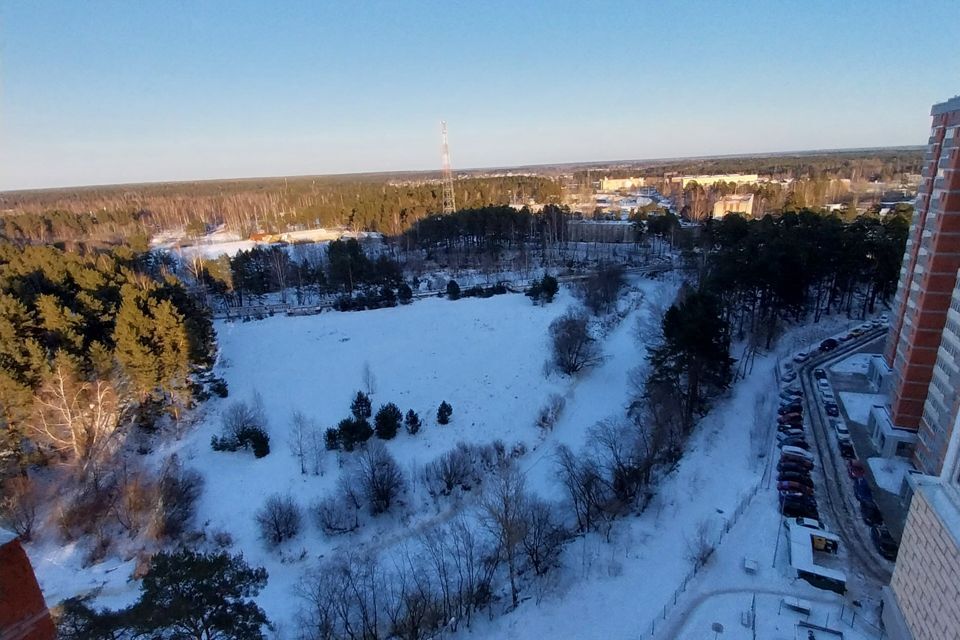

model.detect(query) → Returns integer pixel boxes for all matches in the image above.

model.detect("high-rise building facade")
[885,95,960,475]
[882,409,960,640]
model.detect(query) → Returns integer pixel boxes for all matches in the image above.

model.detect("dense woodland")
[0,177,563,247]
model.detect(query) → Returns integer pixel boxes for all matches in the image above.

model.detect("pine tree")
[404,409,421,435]
[374,403,402,440]
[437,401,453,425]
[446,280,461,300]
[350,391,372,420]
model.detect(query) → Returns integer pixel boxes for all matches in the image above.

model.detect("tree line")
[0,176,563,247]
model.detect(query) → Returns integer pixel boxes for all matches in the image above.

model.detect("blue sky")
[2,0,958,190]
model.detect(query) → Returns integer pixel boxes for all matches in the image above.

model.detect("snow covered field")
[27,276,889,639]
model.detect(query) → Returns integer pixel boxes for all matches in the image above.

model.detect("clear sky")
[2,0,959,190]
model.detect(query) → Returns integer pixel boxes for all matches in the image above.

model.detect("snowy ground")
[26,278,889,639]
[837,392,887,425]
[867,456,912,494]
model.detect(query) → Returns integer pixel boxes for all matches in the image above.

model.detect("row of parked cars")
[808,347,899,561]
[790,316,889,365]
[776,382,820,520]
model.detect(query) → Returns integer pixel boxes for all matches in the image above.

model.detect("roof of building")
[0,527,17,545]
[787,521,846,583]
[932,96,960,116]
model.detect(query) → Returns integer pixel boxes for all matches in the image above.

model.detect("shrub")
[255,494,303,548]
[397,283,413,304]
[312,495,360,535]
[374,403,402,440]
[542,275,559,301]
[446,279,461,300]
[0,476,41,541]
[212,396,270,457]
[536,394,566,432]
[437,401,453,425]
[354,442,405,514]
[404,409,421,435]
[550,310,600,374]
[153,456,204,541]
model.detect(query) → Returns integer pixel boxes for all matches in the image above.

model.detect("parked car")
[778,482,814,496]
[779,459,814,473]
[847,459,866,479]
[813,368,827,380]
[839,333,853,343]
[839,441,856,459]
[781,372,797,383]
[781,446,815,462]
[789,517,824,530]
[879,314,889,324]
[851,327,864,337]
[820,338,839,352]
[871,525,899,561]
[793,351,811,363]
[832,420,850,440]
[854,478,874,503]
[825,403,840,417]
[778,403,802,415]
[860,499,884,526]
[778,437,810,450]
[817,379,831,392]
[781,500,819,519]
[778,413,803,425]
[777,428,805,438]
[782,387,803,398]
[778,472,813,486]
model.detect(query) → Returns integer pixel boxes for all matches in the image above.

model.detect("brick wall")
[889,486,960,640]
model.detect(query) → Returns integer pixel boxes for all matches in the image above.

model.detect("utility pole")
[441,121,456,214]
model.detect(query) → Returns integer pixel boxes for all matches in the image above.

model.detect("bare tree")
[289,410,312,475]
[578,264,626,315]
[554,444,609,533]
[480,464,528,609]
[30,355,127,472]
[152,455,203,541]
[255,493,303,548]
[685,518,716,569]
[306,428,325,476]
[549,311,601,375]
[361,361,377,397]
[521,498,567,576]
[0,476,41,541]
[354,442,405,514]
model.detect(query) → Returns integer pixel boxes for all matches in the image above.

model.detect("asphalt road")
[793,327,894,586]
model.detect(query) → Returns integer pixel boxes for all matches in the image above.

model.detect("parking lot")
[774,317,899,591]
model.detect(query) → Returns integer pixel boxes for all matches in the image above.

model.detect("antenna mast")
[441,121,456,214]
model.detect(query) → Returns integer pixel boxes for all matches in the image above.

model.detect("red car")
[847,460,865,479]
[778,481,814,495]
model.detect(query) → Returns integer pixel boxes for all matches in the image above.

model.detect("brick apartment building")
[0,530,55,640]
[882,408,960,639]
[882,95,960,475]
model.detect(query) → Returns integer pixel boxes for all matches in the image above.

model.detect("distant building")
[600,177,645,191]
[671,173,760,189]
[711,193,755,219]
[0,529,56,640]
[883,95,960,475]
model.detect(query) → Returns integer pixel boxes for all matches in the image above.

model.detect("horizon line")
[0,144,925,196]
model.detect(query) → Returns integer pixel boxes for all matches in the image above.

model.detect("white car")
[832,420,850,440]
[781,445,815,462]
[817,379,831,392]
[793,351,811,363]
[784,517,824,530]
[820,390,836,403]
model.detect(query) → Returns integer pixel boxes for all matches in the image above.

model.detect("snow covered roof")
[786,521,846,583]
